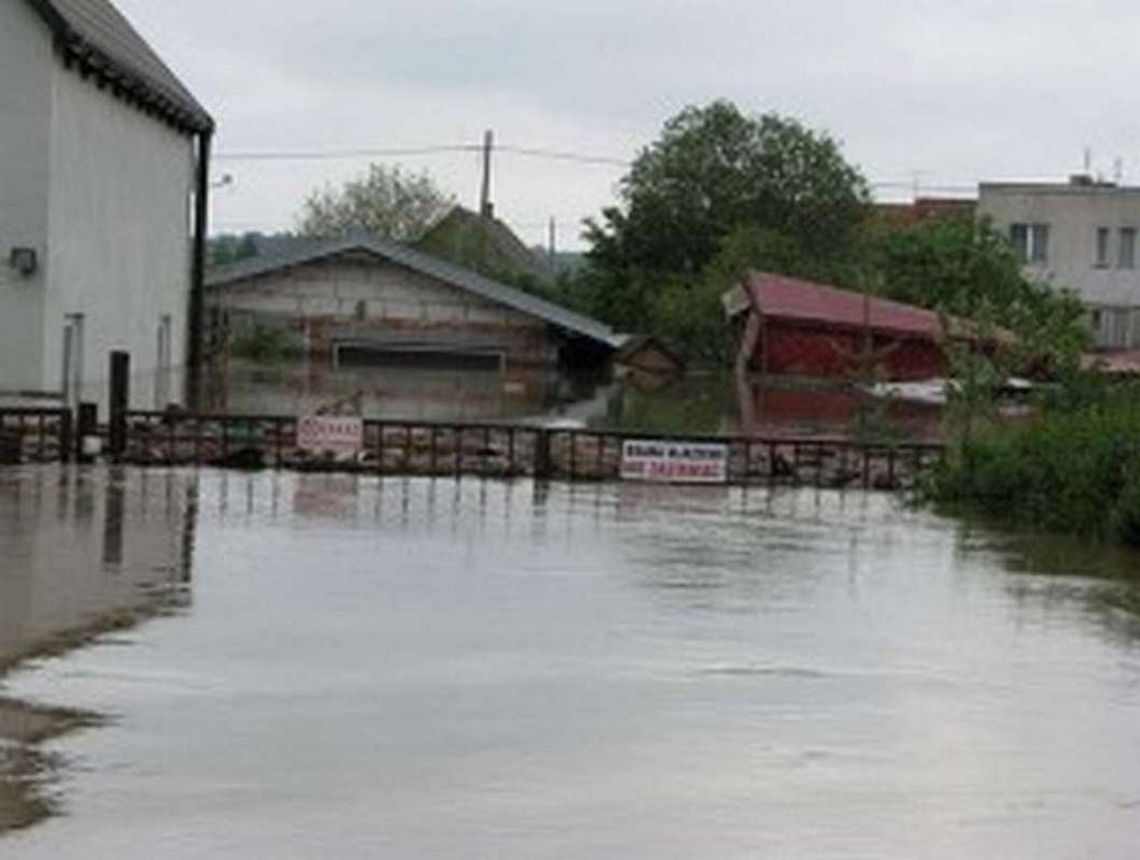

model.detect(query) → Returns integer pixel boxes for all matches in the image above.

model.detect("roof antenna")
[1084,146,1093,175]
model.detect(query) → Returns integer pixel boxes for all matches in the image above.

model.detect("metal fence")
[114,410,945,490]
[0,407,74,464]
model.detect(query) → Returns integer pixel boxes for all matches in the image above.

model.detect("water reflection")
[960,522,1140,646]
[4,471,1140,855]
[210,359,607,423]
[0,467,198,834]
[208,356,951,440]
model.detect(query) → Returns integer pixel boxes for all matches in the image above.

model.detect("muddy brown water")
[1,466,1140,857]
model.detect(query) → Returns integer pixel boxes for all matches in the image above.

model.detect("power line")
[214,141,632,167]
[495,145,631,167]
[214,140,979,193]
[214,144,479,162]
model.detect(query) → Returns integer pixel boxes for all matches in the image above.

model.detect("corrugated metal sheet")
[207,235,624,350]
[744,272,945,339]
[26,0,211,131]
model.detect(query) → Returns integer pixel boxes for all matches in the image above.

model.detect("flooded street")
[210,359,946,440]
[2,466,1140,857]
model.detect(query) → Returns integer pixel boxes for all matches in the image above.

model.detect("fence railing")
[0,407,74,464]
[114,410,945,490]
[0,348,949,490]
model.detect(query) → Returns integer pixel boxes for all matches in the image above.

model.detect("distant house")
[979,176,1140,350]
[613,335,685,388]
[0,0,212,409]
[872,197,977,228]
[415,206,555,287]
[724,272,1002,382]
[205,235,623,374]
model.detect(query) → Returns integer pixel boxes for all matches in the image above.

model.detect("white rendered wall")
[0,0,52,394]
[43,64,196,409]
[980,184,1140,348]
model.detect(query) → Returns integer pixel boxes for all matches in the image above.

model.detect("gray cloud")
[117,0,1140,247]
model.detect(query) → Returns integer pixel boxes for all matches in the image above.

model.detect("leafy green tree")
[208,232,261,267]
[298,164,454,241]
[650,226,833,364]
[576,100,870,347]
[872,217,1089,372]
[583,100,869,283]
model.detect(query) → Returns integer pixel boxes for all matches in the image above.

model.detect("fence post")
[534,429,553,480]
[58,407,74,464]
[76,402,98,463]
[108,351,130,462]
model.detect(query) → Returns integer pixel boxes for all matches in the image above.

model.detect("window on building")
[1096,227,1111,267]
[1031,223,1049,263]
[1120,228,1137,269]
[1110,308,1130,348]
[1010,223,1049,264]
[1010,224,1029,262]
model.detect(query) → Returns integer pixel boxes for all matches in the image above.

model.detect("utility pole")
[548,217,556,268]
[480,129,494,218]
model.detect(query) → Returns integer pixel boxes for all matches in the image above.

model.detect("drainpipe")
[187,128,212,411]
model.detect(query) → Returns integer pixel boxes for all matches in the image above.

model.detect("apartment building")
[979,177,1140,350]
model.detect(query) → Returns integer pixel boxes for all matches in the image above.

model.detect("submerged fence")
[110,411,943,490]
[0,407,73,464]
[1,351,946,490]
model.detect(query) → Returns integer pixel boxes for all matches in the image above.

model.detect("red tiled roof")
[744,272,948,340]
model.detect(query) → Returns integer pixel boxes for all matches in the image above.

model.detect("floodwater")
[209,359,943,439]
[2,467,1140,857]
[209,360,611,425]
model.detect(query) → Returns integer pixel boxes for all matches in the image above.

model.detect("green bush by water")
[928,391,1140,546]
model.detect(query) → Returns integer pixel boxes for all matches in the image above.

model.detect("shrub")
[927,391,1140,546]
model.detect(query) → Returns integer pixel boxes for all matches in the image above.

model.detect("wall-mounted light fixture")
[9,247,37,276]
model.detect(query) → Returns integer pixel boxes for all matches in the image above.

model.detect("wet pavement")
[1,466,1140,857]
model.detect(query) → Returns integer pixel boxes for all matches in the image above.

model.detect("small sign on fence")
[297,415,364,456]
[620,439,729,484]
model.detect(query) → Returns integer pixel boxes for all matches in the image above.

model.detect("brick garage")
[205,236,622,372]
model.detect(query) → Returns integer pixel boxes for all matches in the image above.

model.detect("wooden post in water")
[58,407,73,464]
[108,351,130,462]
[534,429,553,480]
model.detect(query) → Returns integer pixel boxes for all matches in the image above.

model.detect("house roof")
[744,272,944,338]
[206,234,624,349]
[26,0,212,134]
[415,206,555,286]
[737,272,1011,343]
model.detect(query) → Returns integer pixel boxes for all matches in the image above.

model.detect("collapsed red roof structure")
[727,272,1000,381]
[745,272,947,338]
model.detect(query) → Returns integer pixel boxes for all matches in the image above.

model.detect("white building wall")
[43,65,196,409]
[0,0,53,394]
[980,182,1140,349]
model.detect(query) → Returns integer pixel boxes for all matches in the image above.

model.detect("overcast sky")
[118,0,1140,249]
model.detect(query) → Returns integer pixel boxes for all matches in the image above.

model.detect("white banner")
[620,439,729,484]
[297,415,364,456]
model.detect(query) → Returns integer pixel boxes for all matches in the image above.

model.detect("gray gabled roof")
[26,0,212,133]
[206,235,624,349]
